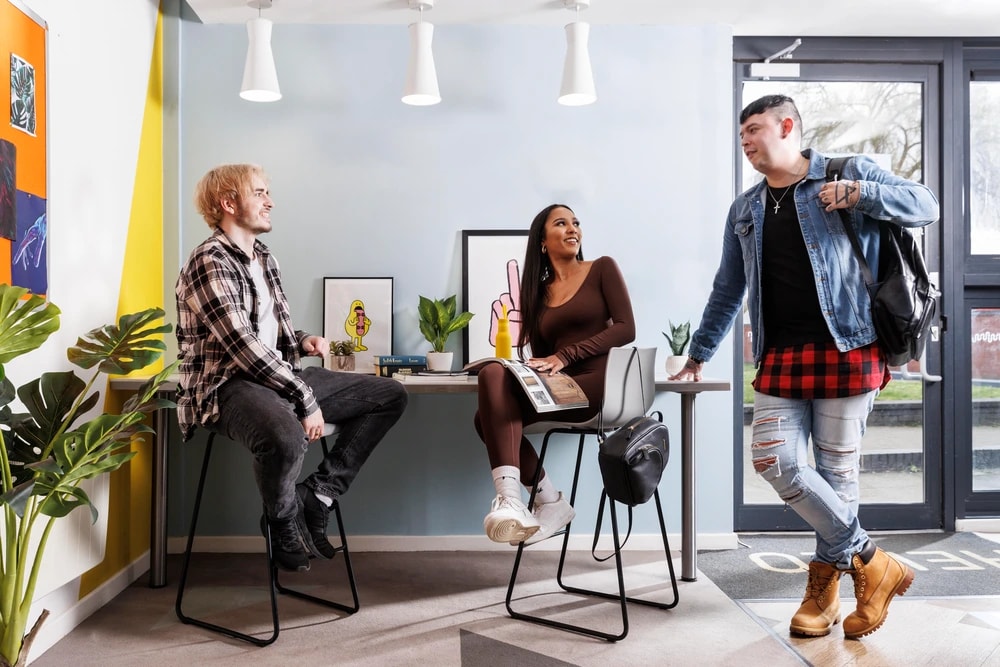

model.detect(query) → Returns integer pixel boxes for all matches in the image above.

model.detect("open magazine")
[463,357,589,413]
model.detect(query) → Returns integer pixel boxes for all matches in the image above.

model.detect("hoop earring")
[541,246,547,254]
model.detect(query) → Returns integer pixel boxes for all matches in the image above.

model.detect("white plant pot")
[665,355,687,377]
[426,351,454,372]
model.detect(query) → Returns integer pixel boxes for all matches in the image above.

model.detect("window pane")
[971,308,1000,492]
[970,82,1000,255]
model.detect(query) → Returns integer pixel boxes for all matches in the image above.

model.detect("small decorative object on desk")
[373,354,427,377]
[662,320,691,376]
[495,303,512,359]
[328,339,357,372]
[417,294,474,372]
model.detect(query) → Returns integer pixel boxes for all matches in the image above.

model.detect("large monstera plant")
[0,285,177,667]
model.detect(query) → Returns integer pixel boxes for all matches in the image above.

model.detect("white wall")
[13,0,159,659]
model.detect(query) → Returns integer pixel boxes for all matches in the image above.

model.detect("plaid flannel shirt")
[174,228,317,441]
[753,340,890,399]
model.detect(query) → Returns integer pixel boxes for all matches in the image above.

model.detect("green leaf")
[417,295,473,354]
[16,371,97,440]
[0,479,35,517]
[36,482,98,522]
[66,307,171,375]
[0,286,60,364]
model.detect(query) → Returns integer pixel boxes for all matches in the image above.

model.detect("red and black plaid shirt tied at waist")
[753,341,890,399]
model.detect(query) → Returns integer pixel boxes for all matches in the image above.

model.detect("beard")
[234,202,271,234]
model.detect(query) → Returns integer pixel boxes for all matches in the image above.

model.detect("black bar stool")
[175,424,359,646]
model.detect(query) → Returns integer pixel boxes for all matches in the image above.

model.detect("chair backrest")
[598,346,657,429]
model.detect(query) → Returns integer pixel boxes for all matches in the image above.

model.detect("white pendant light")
[559,0,596,106]
[240,0,281,102]
[402,0,441,106]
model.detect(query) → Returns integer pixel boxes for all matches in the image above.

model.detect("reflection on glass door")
[737,76,939,527]
[971,308,1000,492]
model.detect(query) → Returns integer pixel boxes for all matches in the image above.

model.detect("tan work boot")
[843,546,914,639]
[789,560,842,637]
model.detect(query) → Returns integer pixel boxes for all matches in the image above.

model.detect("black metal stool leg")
[273,434,360,614]
[175,434,280,646]
[175,431,360,647]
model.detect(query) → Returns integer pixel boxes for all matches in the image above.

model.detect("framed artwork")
[323,277,393,374]
[461,230,529,365]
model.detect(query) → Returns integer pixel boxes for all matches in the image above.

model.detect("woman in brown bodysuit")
[475,204,635,544]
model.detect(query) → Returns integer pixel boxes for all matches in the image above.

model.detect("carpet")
[698,532,1000,600]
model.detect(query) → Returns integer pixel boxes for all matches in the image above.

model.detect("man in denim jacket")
[671,95,939,640]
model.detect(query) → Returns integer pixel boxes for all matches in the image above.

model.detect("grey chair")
[505,346,679,642]
[175,423,359,646]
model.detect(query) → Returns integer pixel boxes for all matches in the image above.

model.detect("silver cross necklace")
[766,182,795,214]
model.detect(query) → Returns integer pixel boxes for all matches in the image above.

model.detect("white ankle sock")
[528,474,560,505]
[491,465,522,499]
[314,491,333,508]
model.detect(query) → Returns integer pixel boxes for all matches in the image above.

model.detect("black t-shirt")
[760,182,834,348]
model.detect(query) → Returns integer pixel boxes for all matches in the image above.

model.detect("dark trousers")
[212,366,408,521]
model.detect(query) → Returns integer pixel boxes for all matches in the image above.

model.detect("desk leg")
[680,394,697,582]
[149,392,169,588]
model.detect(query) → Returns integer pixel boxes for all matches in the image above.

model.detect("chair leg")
[175,434,281,647]
[273,435,360,613]
[273,497,360,614]
[505,427,679,642]
[175,433,360,647]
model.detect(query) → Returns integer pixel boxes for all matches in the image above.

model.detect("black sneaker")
[296,483,335,559]
[260,514,310,572]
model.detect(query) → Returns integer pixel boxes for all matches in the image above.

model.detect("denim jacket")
[688,149,939,365]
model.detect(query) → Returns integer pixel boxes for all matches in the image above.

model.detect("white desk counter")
[110,374,729,586]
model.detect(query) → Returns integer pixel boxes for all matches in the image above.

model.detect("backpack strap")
[591,491,633,562]
[826,156,876,288]
[825,155,851,182]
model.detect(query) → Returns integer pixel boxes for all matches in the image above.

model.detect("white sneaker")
[484,495,540,543]
[512,492,576,546]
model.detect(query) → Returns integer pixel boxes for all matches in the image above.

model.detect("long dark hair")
[517,204,584,355]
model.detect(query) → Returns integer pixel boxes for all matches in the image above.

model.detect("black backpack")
[826,156,939,366]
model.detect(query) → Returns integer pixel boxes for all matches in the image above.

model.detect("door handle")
[895,339,942,383]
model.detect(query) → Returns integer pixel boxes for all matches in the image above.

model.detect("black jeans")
[212,366,408,521]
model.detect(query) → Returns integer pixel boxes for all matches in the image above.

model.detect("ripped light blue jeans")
[750,389,877,570]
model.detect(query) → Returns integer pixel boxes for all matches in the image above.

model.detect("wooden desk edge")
[110,376,731,394]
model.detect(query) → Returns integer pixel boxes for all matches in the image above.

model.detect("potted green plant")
[0,285,177,667]
[417,295,473,371]
[662,320,691,376]
[327,339,356,372]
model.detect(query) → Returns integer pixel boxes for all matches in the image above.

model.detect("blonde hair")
[193,164,266,228]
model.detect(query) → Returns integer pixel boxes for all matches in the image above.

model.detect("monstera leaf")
[0,286,60,367]
[68,308,171,375]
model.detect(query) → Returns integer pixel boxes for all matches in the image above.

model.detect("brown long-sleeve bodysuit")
[473,255,636,485]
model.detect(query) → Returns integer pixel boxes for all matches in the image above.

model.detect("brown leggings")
[472,362,598,487]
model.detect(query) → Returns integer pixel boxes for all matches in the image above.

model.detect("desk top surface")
[109,375,731,395]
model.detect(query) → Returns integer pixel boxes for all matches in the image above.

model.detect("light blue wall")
[168,20,738,539]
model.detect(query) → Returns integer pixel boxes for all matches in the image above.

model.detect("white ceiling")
[186,0,1000,37]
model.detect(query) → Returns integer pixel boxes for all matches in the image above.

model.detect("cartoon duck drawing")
[345,299,371,351]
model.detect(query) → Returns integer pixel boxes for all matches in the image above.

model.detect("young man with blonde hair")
[176,163,407,571]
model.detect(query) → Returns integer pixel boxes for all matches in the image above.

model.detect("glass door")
[732,60,945,530]
[957,63,1000,517]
